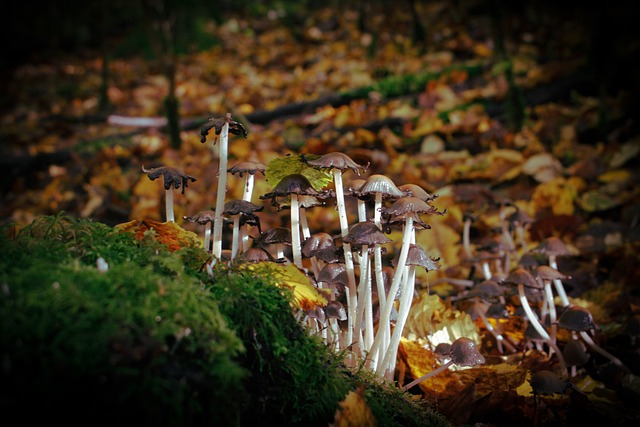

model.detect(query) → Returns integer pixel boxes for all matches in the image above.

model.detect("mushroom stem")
[579,331,628,371]
[353,245,371,352]
[231,215,241,259]
[462,216,473,259]
[165,187,175,222]
[204,222,212,253]
[290,194,303,269]
[333,170,358,357]
[402,360,454,391]
[240,174,255,251]
[548,255,570,307]
[212,117,230,259]
[380,263,416,376]
[518,284,567,373]
[370,216,413,373]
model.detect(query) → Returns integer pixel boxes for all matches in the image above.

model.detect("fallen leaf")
[330,386,377,427]
[114,219,200,251]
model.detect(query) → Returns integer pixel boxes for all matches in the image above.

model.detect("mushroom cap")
[529,370,570,395]
[302,232,340,262]
[325,301,347,320]
[533,265,570,282]
[236,247,279,263]
[260,173,324,199]
[505,268,542,289]
[382,196,441,217]
[223,199,264,215]
[183,209,216,224]
[434,343,452,361]
[398,183,437,202]
[392,244,439,271]
[448,337,485,366]
[303,152,367,174]
[533,236,569,256]
[342,221,392,247]
[317,263,349,286]
[253,227,292,246]
[227,160,266,176]
[558,306,597,331]
[142,165,197,194]
[200,113,248,143]
[562,339,590,366]
[354,174,405,199]
[464,280,506,301]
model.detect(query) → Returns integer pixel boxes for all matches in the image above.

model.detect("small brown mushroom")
[142,165,197,223]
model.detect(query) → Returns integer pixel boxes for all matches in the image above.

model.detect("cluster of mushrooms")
[141,113,633,393]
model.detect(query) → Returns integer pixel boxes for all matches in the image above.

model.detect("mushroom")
[343,221,392,354]
[260,173,329,269]
[532,236,571,307]
[505,268,566,373]
[303,152,367,353]
[557,305,629,373]
[228,160,266,250]
[253,227,292,261]
[401,337,485,391]
[222,199,264,259]
[183,209,216,253]
[562,339,590,378]
[302,231,340,279]
[380,244,440,376]
[142,165,197,223]
[200,113,248,259]
[533,265,571,349]
[529,370,570,396]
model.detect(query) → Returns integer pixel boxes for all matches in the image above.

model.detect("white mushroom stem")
[165,188,175,222]
[380,262,415,377]
[548,254,570,307]
[353,246,370,353]
[579,331,628,371]
[369,216,413,373]
[542,279,558,348]
[333,170,358,357]
[299,207,321,279]
[241,174,255,252]
[371,192,387,366]
[212,119,230,259]
[290,194,303,269]
[462,217,473,259]
[517,284,567,373]
[203,223,212,253]
[231,215,241,259]
[402,360,454,391]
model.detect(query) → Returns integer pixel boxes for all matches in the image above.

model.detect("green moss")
[0,214,451,427]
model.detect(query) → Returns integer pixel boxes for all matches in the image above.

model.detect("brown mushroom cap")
[533,236,570,256]
[529,370,569,395]
[253,227,292,247]
[183,209,216,225]
[392,244,439,271]
[533,265,570,282]
[142,165,197,194]
[562,339,590,366]
[342,221,392,248]
[325,301,347,320]
[302,232,340,262]
[227,160,266,177]
[354,174,405,199]
[505,267,542,289]
[448,337,485,366]
[398,183,437,202]
[558,306,597,332]
[303,152,367,175]
[223,199,264,215]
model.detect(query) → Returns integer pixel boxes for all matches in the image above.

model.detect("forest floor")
[2,2,640,426]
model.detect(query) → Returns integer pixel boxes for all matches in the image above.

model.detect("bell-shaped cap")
[558,306,597,332]
[448,337,485,366]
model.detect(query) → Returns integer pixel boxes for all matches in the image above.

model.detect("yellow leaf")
[330,386,377,427]
[246,262,328,311]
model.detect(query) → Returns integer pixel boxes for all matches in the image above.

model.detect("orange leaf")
[114,219,200,252]
[330,386,377,427]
